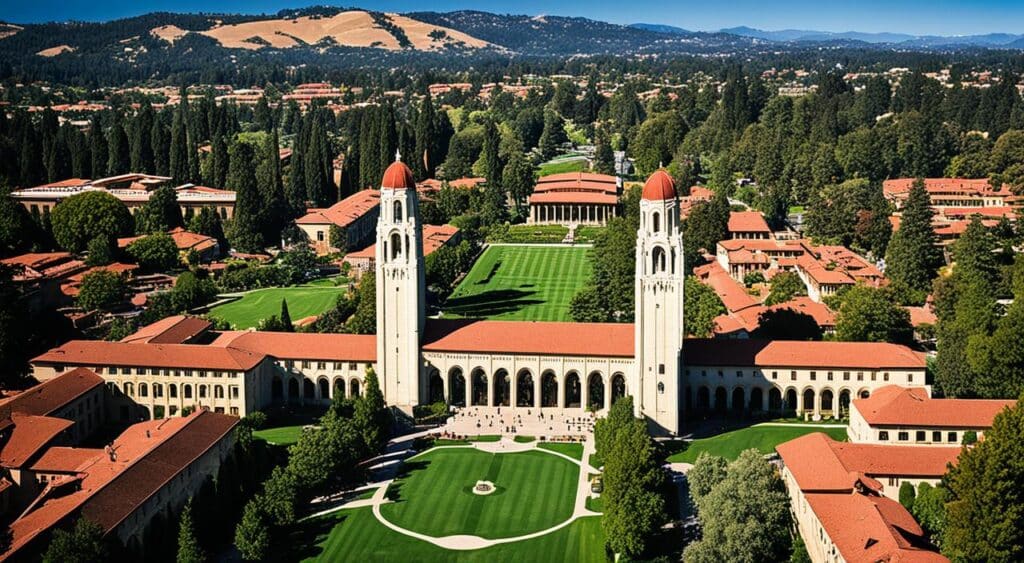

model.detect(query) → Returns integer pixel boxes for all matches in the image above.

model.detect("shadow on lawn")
[278,515,343,561]
[443,289,544,317]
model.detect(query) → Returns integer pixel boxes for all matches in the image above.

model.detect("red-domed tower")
[633,170,684,435]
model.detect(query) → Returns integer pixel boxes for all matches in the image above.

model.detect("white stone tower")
[633,170,685,435]
[375,155,426,409]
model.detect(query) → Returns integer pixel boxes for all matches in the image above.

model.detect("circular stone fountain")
[472,480,496,495]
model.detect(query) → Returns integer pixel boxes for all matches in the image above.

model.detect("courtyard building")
[527,172,621,226]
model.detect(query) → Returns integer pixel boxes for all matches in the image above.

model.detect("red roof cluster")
[684,339,924,370]
[853,385,1014,428]
[296,189,380,227]
[0,367,104,420]
[727,211,772,234]
[120,315,213,345]
[33,340,266,371]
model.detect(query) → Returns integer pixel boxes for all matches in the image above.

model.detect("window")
[393,200,403,222]
[810,371,817,381]
[215,386,225,399]
[736,370,743,378]
[857,372,864,381]
[302,361,311,369]
[658,364,665,375]
[153,384,163,398]
[916,431,926,442]
[791,371,797,381]
[230,407,239,416]
[199,385,207,399]
[652,211,661,233]
[231,386,239,399]
[932,431,942,442]
[898,431,909,441]
[879,431,889,441]
[947,432,957,443]
[139,383,148,398]
[843,371,850,381]
[349,362,357,370]
[827,372,834,381]
[701,370,707,377]
[907,374,914,383]
[657,382,665,394]
[771,371,778,380]
[136,367,145,375]
[316,230,324,241]
[883,372,890,382]
[317,361,326,370]
[871,373,877,381]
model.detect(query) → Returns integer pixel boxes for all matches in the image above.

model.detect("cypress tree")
[176,498,203,563]
[481,119,503,189]
[413,92,437,179]
[304,117,332,207]
[287,115,309,209]
[170,88,191,184]
[377,105,398,185]
[209,133,229,188]
[68,126,89,180]
[884,178,941,304]
[89,114,107,181]
[594,126,615,175]
[225,141,263,252]
[131,102,156,173]
[151,113,170,176]
[106,113,130,176]
[257,127,288,240]
[280,299,293,332]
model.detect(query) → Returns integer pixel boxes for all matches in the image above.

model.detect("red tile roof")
[120,315,213,345]
[381,160,416,190]
[528,190,618,205]
[0,414,73,468]
[883,178,1011,198]
[30,447,104,473]
[533,172,618,194]
[853,385,1014,428]
[296,189,380,227]
[214,331,376,362]
[422,319,635,357]
[0,368,103,419]
[693,262,759,314]
[684,339,925,370]
[33,340,266,371]
[345,225,459,261]
[641,170,676,201]
[906,306,938,327]
[728,211,771,233]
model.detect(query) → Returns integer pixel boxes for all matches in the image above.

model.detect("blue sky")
[3,0,1024,36]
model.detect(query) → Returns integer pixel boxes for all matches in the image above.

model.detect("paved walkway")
[321,435,602,551]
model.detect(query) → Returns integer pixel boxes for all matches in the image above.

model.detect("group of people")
[443,406,596,437]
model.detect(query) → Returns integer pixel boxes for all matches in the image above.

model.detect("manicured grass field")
[444,245,592,321]
[289,508,606,562]
[539,158,588,177]
[538,442,584,461]
[380,448,578,539]
[666,425,848,463]
[253,425,305,446]
[210,285,346,329]
[488,224,569,243]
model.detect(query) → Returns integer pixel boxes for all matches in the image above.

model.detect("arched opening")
[493,370,510,407]
[393,200,403,222]
[803,389,816,414]
[588,372,605,410]
[303,379,315,400]
[671,249,677,274]
[732,387,745,415]
[448,367,466,407]
[749,388,764,413]
[153,383,163,399]
[652,210,661,233]
[390,232,402,260]
[697,386,711,412]
[652,246,666,273]
[215,386,225,399]
[838,390,852,418]
[199,385,208,399]
[471,368,488,406]
[821,389,834,414]
[516,370,534,408]
[287,378,299,403]
[334,378,345,399]
[859,389,870,399]
[714,387,727,414]
[139,383,148,398]
[168,384,177,399]
[564,372,581,408]
[350,379,361,398]
[318,378,330,401]
[768,388,782,412]
[611,373,626,404]
[183,384,193,400]
[541,371,558,407]
[785,389,797,415]
[124,382,134,396]
[428,369,444,404]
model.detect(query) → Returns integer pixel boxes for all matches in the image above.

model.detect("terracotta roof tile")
[296,190,380,227]
[33,340,266,371]
[728,211,771,233]
[0,368,103,419]
[422,319,634,357]
[0,414,73,468]
[641,170,676,201]
[121,315,213,345]
[853,385,1014,428]
[685,339,924,370]
[30,447,104,473]
[214,331,376,362]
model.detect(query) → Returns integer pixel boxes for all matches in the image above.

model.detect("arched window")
[652,211,661,233]
[124,382,134,396]
[183,384,192,399]
[652,246,666,273]
[393,200,403,222]
[199,385,207,399]
[215,386,225,399]
[138,383,148,398]
[169,384,177,399]
[153,384,163,398]
[390,233,402,260]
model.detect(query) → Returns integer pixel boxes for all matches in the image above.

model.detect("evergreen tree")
[502,151,535,215]
[208,132,230,189]
[279,299,293,332]
[226,142,263,252]
[538,109,566,161]
[151,113,170,176]
[594,126,616,175]
[885,178,941,304]
[304,116,333,207]
[170,88,192,184]
[481,119,503,189]
[89,114,107,182]
[413,93,437,179]
[354,368,388,454]
[287,115,308,209]
[188,207,228,253]
[256,127,289,240]
[131,102,156,174]
[136,186,184,234]
[602,408,665,558]
[176,498,204,563]
[234,501,269,561]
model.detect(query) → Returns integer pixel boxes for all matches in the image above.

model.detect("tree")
[76,270,128,311]
[594,126,616,175]
[226,141,263,252]
[51,191,133,253]
[136,186,184,234]
[502,151,535,215]
[687,452,728,509]
[943,396,1024,561]
[42,518,106,563]
[594,395,634,464]
[279,299,293,332]
[684,192,730,258]
[754,308,823,340]
[0,266,32,385]
[176,498,204,563]
[346,274,376,334]
[765,272,806,306]
[0,196,38,257]
[602,410,666,558]
[85,235,115,267]
[354,368,388,455]
[234,500,270,561]
[885,179,941,304]
[684,276,726,337]
[913,483,950,543]
[834,286,914,345]
[683,449,793,563]
[188,207,228,253]
[538,109,566,160]
[899,481,917,509]
[127,233,179,272]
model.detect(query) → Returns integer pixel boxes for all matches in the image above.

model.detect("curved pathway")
[370,436,601,551]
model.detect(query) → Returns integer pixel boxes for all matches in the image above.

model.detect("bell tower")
[375,154,425,408]
[633,170,685,435]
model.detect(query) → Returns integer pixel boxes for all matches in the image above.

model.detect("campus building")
[31,162,929,436]
[527,172,621,226]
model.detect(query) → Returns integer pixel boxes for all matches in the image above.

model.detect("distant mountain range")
[634,23,1024,49]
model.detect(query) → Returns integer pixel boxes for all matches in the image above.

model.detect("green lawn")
[443,245,592,321]
[380,448,578,539]
[574,226,606,243]
[488,225,569,244]
[666,425,848,463]
[288,508,606,562]
[253,425,305,446]
[210,286,346,329]
[539,158,588,177]
[538,442,584,461]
